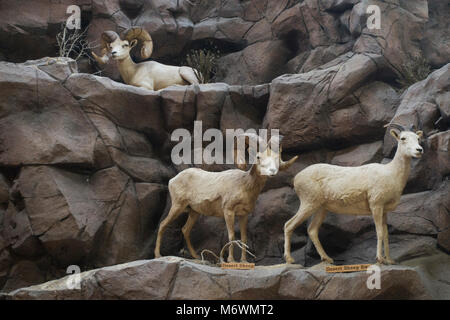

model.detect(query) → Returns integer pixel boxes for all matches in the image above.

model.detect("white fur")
[284,128,424,265]
[154,134,298,262]
[93,36,200,90]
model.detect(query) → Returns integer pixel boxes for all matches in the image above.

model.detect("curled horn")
[122,27,153,60]
[91,31,119,65]
[234,133,267,170]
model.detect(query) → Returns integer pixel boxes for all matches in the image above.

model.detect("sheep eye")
[123,44,128,48]
[401,137,406,141]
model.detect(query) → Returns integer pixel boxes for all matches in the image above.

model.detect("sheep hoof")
[284,255,295,264]
[322,257,334,264]
[376,257,391,265]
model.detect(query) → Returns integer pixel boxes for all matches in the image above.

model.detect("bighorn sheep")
[284,124,424,265]
[92,27,201,90]
[154,134,298,262]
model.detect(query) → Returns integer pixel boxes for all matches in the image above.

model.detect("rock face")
[0,0,449,299]
[4,254,450,300]
[1,0,448,84]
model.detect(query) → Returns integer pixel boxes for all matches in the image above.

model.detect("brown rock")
[23,57,78,81]
[65,73,166,143]
[6,256,445,300]
[2,260,45,293]
[108,148,175,183]
[383,64,449,146]
[16,165,153,266]
[353,0,427,75]
[389,181,449,237]
[3,203,44,258]
[216,40,292,85]
[0,62,98,167]
[382,64,450,191]
[331,141,383,166]
[248,187,301,265]
[422,0,450,68]
[161,86,197,132]
[220,85,269,132]
[0,174,9,204]
[195,83,229,130]
[0,0,91,62]
[264,53,396,150]
[320,0,359,12]
[271,3,306,39]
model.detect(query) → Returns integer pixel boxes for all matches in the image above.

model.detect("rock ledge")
[4,255,448,300]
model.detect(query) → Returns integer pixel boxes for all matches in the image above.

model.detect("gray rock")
[5,255,448,299]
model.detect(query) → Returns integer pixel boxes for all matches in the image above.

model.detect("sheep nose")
[416,147,423,153]
[111,51,117,55]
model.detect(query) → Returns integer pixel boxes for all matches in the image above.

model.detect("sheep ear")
[416,130,423,138]
[130,39,138,48]
[390,129,400,141]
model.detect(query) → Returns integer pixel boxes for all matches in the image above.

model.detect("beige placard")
[326,264,372,273]
[221,262,255,270]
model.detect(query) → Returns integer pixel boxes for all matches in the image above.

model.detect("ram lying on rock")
[92,27,201,90]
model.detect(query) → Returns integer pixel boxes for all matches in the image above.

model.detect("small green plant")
[185,48,220,84]
[397,54,431,89]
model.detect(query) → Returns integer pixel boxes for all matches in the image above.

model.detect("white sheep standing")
[284,124,424,265]
[92,27,201,90]
[154,134,298,262]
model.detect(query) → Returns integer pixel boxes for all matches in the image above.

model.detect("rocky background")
[0,0,449,297]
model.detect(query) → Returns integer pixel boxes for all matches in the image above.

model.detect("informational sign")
[326,264,372,273]
[221,262,255,270]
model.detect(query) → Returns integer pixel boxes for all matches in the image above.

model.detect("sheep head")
[385,123,424,158]
[91,27,153,64]
[234,133,298,176]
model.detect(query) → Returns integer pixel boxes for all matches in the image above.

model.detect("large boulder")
[264,52,398,151]
[383,64,450,192]
[0,60,97,167]
[0,0,92,62]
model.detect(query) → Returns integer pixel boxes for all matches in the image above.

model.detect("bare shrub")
[56,23,97,62]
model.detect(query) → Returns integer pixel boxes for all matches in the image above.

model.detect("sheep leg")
[382,212,395,264]
[284,204,317,264]
[308,208,333,264]
[179,67,201,85]
[182,210,200,259]
[154,204,186,258]
[224,210,236,263]
[239,215,249,263]
[372,205,387,264]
